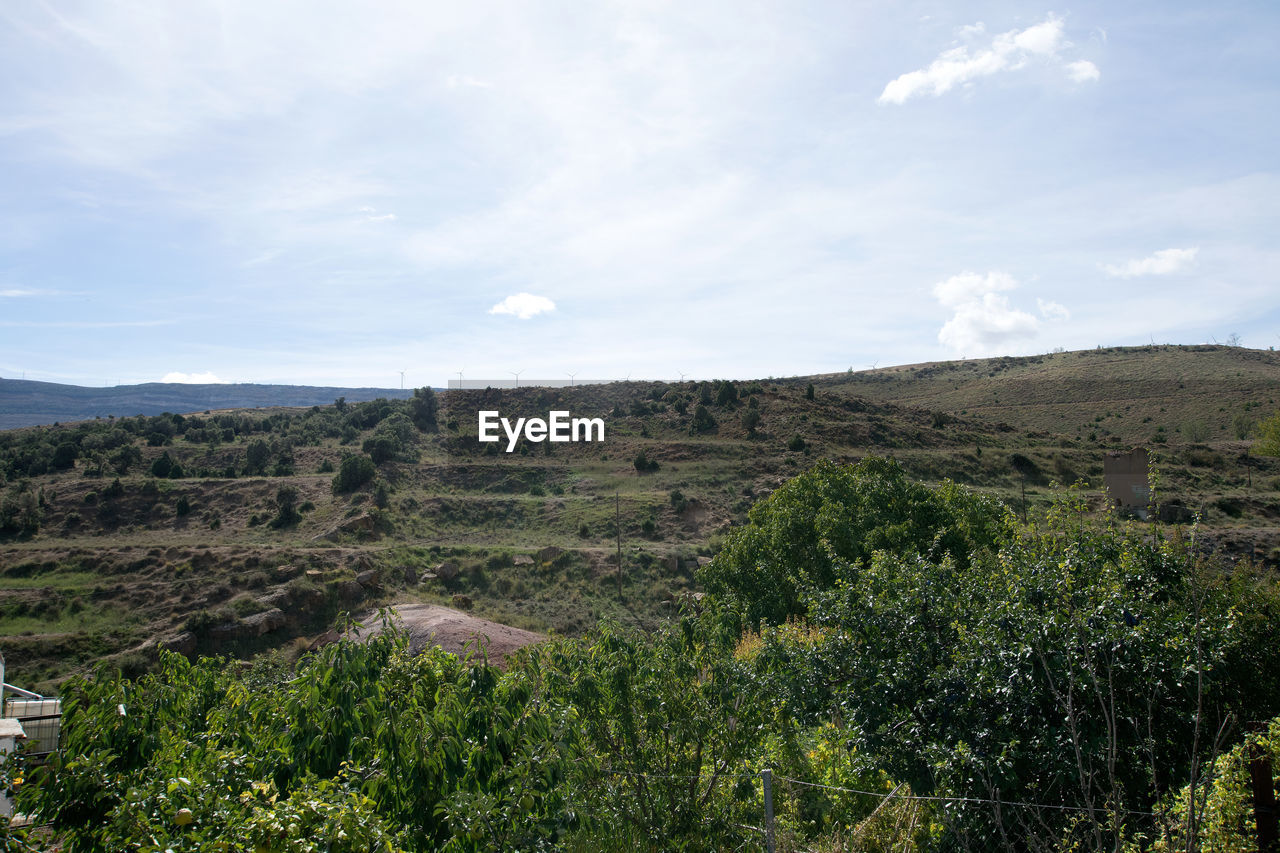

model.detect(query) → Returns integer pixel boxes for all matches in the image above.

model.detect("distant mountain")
[0,378,415,430]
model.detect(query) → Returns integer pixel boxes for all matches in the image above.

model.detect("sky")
[1,1,1277,388]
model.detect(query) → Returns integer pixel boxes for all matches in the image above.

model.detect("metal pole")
[762,769,776,853]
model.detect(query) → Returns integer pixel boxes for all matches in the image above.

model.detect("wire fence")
[598,764,1167,853]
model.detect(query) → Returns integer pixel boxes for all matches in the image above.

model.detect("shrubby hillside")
[6,459,1280,851]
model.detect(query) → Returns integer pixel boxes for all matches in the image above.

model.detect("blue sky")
[1,2,1276,388]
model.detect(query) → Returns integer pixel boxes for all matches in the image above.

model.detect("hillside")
[811,344,1280,444]
[2,346,1279,692]
[0,377,414,430]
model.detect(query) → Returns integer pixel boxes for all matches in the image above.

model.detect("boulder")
[513,555,534,566]
[451,594,473,610]
[242,608,286,636]
[356,569,381,588]
[435,561,459,581]
[536,546,563,563]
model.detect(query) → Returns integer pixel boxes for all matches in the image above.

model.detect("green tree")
[805,382,815,401]
[1256,410,1280,456]
[410,387,438,431]
[244,439,271,475]
[270,485,301,528]
[332,454,377,494]
[701,457,1012,627]
[689,404,717,435]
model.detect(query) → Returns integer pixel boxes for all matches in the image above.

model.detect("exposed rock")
[357,603,544,665]
[314,513,376,542]
[435,561,459,581]
[307,629,340,652]
[275,564,300,579]
[336,580,365,602]
[160,632,196,656]
[356,569,381,588]
[305,569,324,579]
[451,594,473,610]
[402,565,418,585]
[513,555,534,566]
[696,556,713,568]
[242,608,286,636]
[536,546,563,563]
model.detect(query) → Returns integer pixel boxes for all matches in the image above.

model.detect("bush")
[689,405,717,435]
[787,434,806,452]
[332,455,377,494]
[701,456,1012,626]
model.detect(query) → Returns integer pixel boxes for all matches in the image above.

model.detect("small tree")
[741,407,761,436]
[1257,411,1280,457]
[332,454,377,494]
[270,486,301,528]
[805,383,815,401]
[715,381,738,407]
[689,405,717,435]
[410,387,439,431]
[244,439,271,475]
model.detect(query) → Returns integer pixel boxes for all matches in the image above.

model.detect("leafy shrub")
[332,455,377,494]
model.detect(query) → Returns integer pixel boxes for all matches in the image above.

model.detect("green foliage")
[787,433,806,452]
[632,450,659,473]
[715,381,738,407]
[689,404,717,435]
[332,454,377,494]
[805,383,815,401]
[410,386,439,431]
[1256,410,1280,456]
[244,438,272,475]
[270,485,302,528]
[701,457,1012,627]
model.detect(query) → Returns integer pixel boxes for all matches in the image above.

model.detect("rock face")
[435,562,459,581]
[314,513,376,542]
[356,569,381,588]
[513,555,534,566]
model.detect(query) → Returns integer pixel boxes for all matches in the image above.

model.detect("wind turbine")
[677,370,687,383]
[567,371,578,387]
[511,369,524,388]
[456,368,464,389]
[398,369,407,390]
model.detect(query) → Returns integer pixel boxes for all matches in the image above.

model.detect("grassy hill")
[811,344,1280,445]
[2,345,1279,692]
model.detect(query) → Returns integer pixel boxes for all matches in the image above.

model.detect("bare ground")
[355,603,544,664]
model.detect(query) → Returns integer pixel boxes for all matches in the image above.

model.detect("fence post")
[762,768,776,853]
[1249,725,1278,853]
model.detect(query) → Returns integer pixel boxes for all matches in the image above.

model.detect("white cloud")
[161,371,228,384]
[933,270,1017,306]
[934,271,1067,355]
[1,288,51,297]
[488,292,556,320]
[1102,247,1199,278]
[879,15,1097,104]
[1037,298,1070,321]
[1066,60,1101,83]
